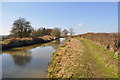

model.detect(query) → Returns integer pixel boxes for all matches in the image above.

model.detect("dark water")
[1,38,66,78]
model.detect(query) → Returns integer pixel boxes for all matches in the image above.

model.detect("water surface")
[1,38,65,78]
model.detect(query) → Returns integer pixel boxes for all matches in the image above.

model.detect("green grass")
[78,38,118,78]
[48,37,118,78]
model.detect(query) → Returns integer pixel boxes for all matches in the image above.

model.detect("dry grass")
[47,37,118,78]
[80,33,119,53]
[1,35,57,50]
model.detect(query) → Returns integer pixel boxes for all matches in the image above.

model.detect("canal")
[1,38,66,78]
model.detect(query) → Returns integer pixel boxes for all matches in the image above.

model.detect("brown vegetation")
[79,33,119,53]
[2,35,58,50]
[47,38,118,78]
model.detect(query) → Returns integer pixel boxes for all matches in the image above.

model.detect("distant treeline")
[4,18,74,40]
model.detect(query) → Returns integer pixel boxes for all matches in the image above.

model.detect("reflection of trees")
[2,38,66,66]
[11,50,32,66]
[50,40,60,50]
[43,38,66,50]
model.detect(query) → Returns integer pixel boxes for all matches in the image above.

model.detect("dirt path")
[47,38,118,78]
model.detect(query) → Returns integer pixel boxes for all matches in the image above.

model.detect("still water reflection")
[1,38,66,78]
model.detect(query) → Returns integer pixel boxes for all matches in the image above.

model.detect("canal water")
[1,38,66,78]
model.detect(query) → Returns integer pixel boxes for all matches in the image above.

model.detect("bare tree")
[31,27,53,37]
[51,28,61,37]
[62,29,69,35]
[10,18,33,38]
[69,28,74,36]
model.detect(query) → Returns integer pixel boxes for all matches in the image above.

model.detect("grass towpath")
[47,38,118,78]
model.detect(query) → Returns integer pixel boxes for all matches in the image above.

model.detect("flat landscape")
[1,2,118,79]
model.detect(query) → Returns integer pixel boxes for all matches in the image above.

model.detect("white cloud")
[78,23,84,27]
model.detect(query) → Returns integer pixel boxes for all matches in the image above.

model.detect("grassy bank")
[61,33,119,54]
[1,35,58,50]
[47,37,118,78]
[80,33,119,53]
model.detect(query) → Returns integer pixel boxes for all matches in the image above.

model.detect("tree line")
[9,18,74,38]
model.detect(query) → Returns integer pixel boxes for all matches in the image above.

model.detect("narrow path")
[48,38,118,78]
[78,38,118,78]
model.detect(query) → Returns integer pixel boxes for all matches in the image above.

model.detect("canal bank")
[47,38,118,78]
[2,35,58,50]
